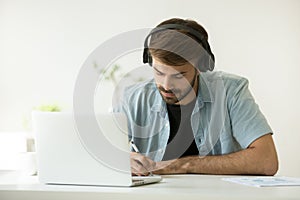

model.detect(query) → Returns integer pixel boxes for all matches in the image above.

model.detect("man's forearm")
[154,145,278,175]
[185,148,268,175]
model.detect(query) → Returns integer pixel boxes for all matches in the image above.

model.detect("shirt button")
[165,123,169,127]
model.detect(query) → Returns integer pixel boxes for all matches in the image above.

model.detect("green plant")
[35,104,61,112]
[93,62,147,86]
[94,63,122,86]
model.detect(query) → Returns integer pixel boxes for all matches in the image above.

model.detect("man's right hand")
[130,152,156,176]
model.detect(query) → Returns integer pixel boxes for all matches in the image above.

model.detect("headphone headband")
[143,24,206,48]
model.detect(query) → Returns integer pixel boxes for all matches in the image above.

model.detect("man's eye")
[174,74,184,79]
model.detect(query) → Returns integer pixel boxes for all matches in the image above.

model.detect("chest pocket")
[194,104,224,156]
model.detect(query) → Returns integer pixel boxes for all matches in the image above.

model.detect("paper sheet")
[222,176,300,187]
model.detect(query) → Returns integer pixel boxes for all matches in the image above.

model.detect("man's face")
[152,59,199,105]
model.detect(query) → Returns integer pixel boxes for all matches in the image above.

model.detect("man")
[118,18,278,176]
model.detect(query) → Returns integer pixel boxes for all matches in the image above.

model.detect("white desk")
[0,171,299,200]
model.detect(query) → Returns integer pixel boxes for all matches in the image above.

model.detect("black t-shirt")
[162,99,199,161]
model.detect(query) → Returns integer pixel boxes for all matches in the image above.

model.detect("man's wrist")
[153,156,200,174]
[180,156,196,173]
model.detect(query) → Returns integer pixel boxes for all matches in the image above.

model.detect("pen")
[130,140,140,153]
[130,140,153,176]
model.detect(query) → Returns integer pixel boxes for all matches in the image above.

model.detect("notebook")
[222,176,300,187]
[32,111,162,187]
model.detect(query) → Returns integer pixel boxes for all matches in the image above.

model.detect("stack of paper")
[222,176,300,187]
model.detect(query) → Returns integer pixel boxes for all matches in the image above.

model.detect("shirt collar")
[197,74,213,103]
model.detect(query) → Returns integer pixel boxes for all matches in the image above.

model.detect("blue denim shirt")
[116,71,272,161]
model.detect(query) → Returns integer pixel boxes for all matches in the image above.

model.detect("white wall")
[0,0,299,176]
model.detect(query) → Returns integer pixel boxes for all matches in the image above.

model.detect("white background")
[0,0,299,176]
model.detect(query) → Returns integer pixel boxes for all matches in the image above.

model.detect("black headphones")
[143,24,215,72]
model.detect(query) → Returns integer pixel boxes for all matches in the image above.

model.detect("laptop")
[32,111,162,187]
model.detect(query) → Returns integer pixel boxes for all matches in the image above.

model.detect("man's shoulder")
[202,71,248,86]
[199,71,250,100]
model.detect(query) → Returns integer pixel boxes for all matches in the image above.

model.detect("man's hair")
[149,18,209,66]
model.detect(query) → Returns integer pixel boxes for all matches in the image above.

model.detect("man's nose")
[162,76,174,91]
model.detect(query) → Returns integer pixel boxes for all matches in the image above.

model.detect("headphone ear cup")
[207,55,215,71]
[143,48,149,64]
[197,54,215,72]
[197,55,209,72]
[201,55,215,72]
[143,48,153,67]
[148,53,153,66]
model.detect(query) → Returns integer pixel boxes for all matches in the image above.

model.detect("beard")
[157,69,198,105]
[157,86,181,104]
